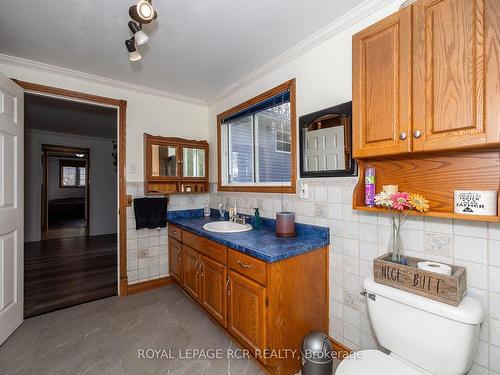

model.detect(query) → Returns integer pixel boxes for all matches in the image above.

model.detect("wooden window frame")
[59,159,87,188]
[217,79,297,194]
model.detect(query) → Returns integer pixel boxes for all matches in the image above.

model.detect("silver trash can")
[301,332,333,375]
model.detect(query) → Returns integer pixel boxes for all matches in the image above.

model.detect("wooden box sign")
[374,254,467,306]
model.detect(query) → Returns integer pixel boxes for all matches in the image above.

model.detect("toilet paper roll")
[417,261,452,276]
[383,185,399,194]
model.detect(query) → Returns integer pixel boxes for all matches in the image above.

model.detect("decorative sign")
[454,190,497,216]
[373,254,466,306]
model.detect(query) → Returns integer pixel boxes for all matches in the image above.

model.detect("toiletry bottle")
[204,204,211,217]
[253,208,261,229]
[365,167,376,207]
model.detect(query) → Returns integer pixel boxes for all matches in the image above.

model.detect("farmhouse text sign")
[374,254,466,306]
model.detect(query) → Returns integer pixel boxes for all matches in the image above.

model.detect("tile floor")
[0,285,341,375]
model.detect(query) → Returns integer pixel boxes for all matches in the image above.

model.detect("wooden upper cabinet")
[144,134,209,195]
[412,0,496,151]
[353,0,500,157]
[353,6,412,158]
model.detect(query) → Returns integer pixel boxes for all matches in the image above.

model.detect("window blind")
[221,90,290,124]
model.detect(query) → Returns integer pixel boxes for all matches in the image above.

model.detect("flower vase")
[391,216,402,263]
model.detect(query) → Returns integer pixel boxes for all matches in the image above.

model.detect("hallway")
[24,234,117,318]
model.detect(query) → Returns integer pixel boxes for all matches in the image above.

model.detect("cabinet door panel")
[182,245,200,301]
[353,6,412,157]
[227,270,267,362]
[168,237,182,284]
[413,0,488,151]
[200,256,227,327]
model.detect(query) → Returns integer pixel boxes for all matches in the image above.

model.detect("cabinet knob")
[413,130,422,138]
[399,132,407,140]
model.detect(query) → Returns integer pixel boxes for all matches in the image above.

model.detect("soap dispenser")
[253,208,261,229]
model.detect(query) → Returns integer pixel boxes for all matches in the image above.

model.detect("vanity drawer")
[228,248,267,286]
[183,231,227,265]
[168,224,182,242]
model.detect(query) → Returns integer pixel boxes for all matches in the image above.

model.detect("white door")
[305,127,345,172]
[0,74,23,345]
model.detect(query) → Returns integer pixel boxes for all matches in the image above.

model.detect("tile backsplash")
[209,178,500,375]
[125,181,209,285]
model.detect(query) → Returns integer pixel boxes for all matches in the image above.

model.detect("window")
[60,160,86,187]
[217,79,296,193]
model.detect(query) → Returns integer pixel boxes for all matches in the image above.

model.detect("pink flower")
[390,192,410,210]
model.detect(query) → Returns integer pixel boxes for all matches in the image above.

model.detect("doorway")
[41,145,90,240]
[23,91,120,317]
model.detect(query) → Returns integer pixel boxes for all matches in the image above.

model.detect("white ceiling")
[0,0,365,101]
[25,94,117,139]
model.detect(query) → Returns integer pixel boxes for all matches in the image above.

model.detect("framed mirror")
[182,147,206,178]
[151,144,178,177]
[299,101,357,178]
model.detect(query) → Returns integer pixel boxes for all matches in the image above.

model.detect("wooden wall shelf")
[353,150,500,223]
[353,206,500,223]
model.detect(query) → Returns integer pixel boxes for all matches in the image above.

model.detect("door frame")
[14,80,129,296]
[41,144,91,234]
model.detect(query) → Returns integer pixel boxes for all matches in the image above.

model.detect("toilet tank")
[364,278,484,375]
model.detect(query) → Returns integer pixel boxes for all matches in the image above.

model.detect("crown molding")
[207,0,396,105]
[0,54,207,106]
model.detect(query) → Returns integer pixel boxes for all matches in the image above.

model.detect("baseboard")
[329,336,353,359]
[126,276,175,295]
[119,277,128,296]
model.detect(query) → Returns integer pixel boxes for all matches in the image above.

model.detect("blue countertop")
[167,209,329,263]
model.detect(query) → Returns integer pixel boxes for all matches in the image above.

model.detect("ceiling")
[25,94,117,139]
[0,0,365,101]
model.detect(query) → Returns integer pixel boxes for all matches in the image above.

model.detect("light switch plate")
[299,182,309,199]
[127,163,137,174]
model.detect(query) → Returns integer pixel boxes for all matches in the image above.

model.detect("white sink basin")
[203,221,253,233]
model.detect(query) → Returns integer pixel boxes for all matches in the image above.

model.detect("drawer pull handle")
[236,260,252,269]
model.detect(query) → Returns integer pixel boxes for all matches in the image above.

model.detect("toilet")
[336,277,484,375]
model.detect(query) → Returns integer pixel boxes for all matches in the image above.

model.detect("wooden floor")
[24,234,118,318]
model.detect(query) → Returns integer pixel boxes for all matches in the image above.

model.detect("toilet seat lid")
[336,350,425,375]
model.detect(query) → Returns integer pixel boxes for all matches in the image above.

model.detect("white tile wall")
[125,181,209,284]
[209,178,500,375]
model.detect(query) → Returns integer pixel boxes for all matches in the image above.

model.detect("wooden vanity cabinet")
[200,255,228,327]
[168,237,182,284]
[182,244,201,300]
[167,225,328,375]
[227,269,267,362]
[353,0,500,158]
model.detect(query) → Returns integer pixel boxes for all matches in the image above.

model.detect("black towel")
[133,197,169,230]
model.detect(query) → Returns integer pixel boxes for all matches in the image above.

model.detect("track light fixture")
[124,0,157,62]
[129,0,157,23]
[128,21,149,45]
[125,38,142,62]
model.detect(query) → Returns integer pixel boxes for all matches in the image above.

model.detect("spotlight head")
[128,21,149,45]
[125,38,142,62]
[129,0,157,24]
